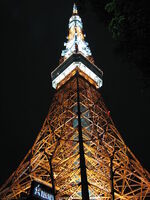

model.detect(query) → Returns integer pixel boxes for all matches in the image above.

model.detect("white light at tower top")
[73,3,78,14]
[61,3,93,61]
[51,4,103,90]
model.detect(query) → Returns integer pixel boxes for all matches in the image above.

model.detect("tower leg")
[110,150,115,200]
[76,74,90,200]
[44,152,56,200]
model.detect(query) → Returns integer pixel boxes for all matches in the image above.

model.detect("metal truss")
[0,75,150,199]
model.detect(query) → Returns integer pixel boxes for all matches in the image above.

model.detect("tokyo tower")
[0,3,150,200]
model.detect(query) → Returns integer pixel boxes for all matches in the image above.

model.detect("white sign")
[34,184,54,200]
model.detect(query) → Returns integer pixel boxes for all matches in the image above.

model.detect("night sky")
[1,0,150,185]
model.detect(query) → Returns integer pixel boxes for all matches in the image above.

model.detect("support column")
[44,152,56,200]
[110,152,115,200]
[76,74,90,200]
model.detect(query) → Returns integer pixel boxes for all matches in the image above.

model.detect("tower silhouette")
[0,3,150,200]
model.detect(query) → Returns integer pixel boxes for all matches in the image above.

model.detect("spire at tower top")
[73,3,78,15]
[60,3,94,64]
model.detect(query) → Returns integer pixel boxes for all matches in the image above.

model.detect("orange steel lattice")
[0,75,150,199]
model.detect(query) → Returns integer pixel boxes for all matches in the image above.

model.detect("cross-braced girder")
[0,75,150,199]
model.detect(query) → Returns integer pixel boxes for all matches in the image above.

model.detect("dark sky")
[1,0,150,185]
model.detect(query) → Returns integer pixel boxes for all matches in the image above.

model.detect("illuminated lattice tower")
[0,4,150,200]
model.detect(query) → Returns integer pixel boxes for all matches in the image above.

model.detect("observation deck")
[51,53,103,89]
